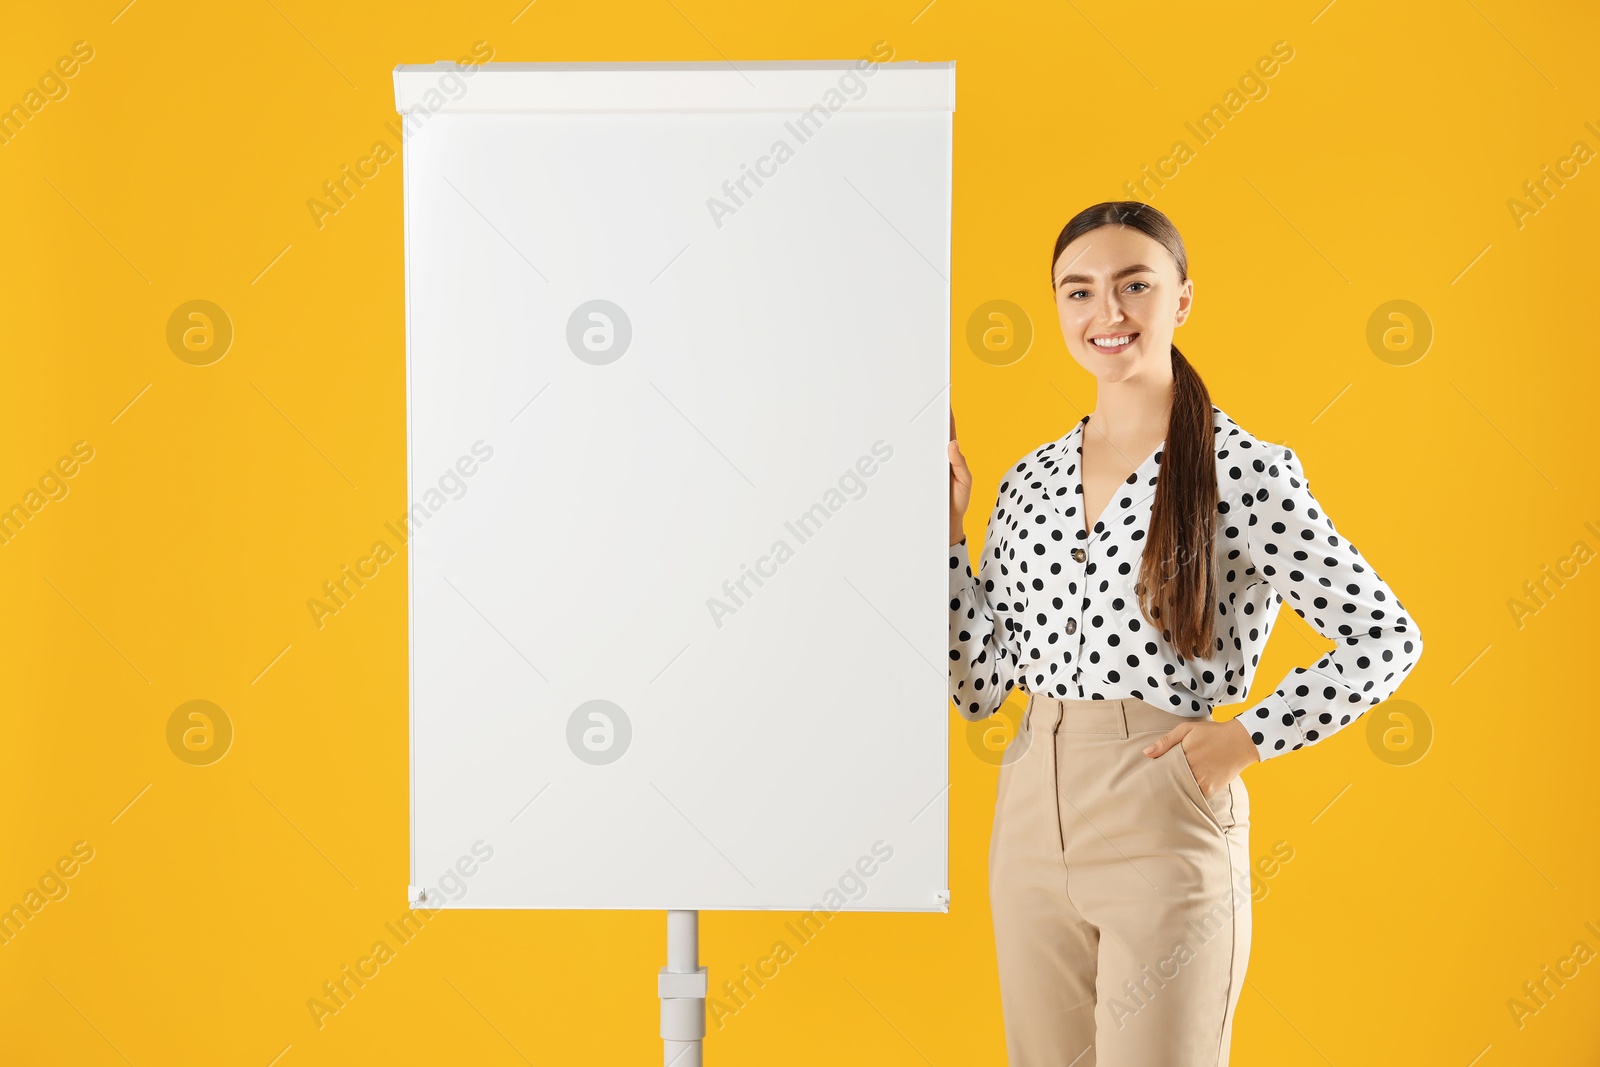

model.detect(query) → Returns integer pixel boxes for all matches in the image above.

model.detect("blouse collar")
[1034,411,1190,543]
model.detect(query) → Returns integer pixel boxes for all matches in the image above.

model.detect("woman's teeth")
[1091,333,1137,350]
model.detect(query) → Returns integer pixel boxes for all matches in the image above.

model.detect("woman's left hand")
[1142,718,1260,799]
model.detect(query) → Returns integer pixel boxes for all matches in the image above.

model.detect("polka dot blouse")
[948,405,1424,762]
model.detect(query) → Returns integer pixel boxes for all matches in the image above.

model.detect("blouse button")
[1071,547,1087,563]
[1066,618,1078,635]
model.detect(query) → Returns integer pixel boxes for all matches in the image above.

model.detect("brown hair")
[1050,201,1218,660]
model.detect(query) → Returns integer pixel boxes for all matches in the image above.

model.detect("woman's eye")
[1064,282,1147,299]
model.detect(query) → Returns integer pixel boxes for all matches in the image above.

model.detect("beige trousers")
[989,693,1252,1066]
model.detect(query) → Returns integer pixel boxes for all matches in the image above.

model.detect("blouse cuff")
[1242,690,1306,762]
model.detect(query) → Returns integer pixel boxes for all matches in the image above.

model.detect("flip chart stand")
[393,57,956,1061]
[659,910,706,1064]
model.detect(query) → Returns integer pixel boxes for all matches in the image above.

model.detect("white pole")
[660,909,707,1065]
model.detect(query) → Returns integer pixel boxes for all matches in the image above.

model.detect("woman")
[947,201,1424,1066]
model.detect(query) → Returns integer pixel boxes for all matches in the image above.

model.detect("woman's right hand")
[949,410,971,545]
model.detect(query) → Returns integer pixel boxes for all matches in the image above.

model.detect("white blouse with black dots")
[948,404,1424,762]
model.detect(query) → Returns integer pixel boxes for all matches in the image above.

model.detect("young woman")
[947,201,1424,1066]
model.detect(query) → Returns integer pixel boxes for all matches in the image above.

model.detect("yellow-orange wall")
[2,1,1596,1063]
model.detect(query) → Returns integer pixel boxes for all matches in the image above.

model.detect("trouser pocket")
[1165,740,1237,832]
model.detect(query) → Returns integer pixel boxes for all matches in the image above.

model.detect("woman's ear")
[1173,277,1195,328]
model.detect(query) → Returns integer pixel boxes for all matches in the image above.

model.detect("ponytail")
[1136,344,1219,660]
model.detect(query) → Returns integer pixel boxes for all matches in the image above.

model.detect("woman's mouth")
[1089,332,1138,354]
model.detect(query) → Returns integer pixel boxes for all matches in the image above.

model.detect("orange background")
[2,1,1596,1063]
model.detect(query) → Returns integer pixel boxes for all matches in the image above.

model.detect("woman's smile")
[1089,331,1139,354]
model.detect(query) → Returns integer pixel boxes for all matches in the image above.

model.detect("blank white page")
[396,60,953,911]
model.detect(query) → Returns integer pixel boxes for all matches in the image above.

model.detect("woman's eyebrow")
[1054,263,1157,287]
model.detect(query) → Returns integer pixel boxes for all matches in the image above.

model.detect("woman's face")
[1051,224,1193,385]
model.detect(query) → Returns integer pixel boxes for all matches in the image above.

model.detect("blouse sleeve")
[948,481,1025,721]
[1239,445,1424,761]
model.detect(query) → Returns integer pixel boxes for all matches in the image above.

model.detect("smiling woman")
[1047,213,1219,660]
[948,200,1424,1066]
